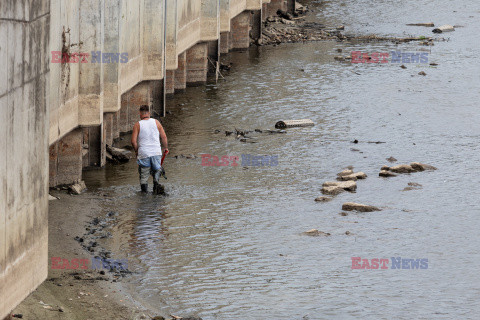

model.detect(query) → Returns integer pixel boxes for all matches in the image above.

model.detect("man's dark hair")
[139,105,150,113]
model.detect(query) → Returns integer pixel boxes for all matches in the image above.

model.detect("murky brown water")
[84,1,480,319]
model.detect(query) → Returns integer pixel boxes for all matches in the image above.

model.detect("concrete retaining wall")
[0,1,50,318]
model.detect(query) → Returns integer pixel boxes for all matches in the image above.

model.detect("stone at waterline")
[389,164,417,173]
[106,145,133,163]
[337,168,354,177]
[322,180,357,191]
[315,196,333,202]
[69,181,86,195]
[303,229,331,237]
[321,186,345,195]
[379,170,397,177]
[386,156,397,163]
[342,202,381,212]
[432,24,455,33]
[338,172,367,181]
[410,162,437,171]
[49,194,59,200]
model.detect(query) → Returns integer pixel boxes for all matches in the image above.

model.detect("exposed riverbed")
[80,1,480,319]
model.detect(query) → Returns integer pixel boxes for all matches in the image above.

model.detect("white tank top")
[137,118,162,159]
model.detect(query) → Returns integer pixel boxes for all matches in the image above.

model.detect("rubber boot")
[141,184,148,193]
[153,181,165,195]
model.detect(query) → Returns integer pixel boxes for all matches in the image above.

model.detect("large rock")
[389,164,417,173]
[106,145,134,163]
[69,181,87,195]
[379,170,397,177]
[342,202,381,212]
[315,196,333,202]
[322,180,357,191]
[303,229,331,237]
[338,172,367,181]
[337,169,354,177]
[321,186,345,195]
[410,162,437,171]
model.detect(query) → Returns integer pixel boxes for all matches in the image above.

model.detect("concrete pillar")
[112,110,120,140]
[82,125,104,168]
[263,0,285,19]
[104,112,115,146]
[120,81,153,133]
[186,43,208,85]
[207,41,220,81]
[220,32,230,54]
[286,0,295,14]
[250,10,262,43]
[50,128,83,187]
[174,52,187,90]
[165,71,175,95]
[230,11,251,50]
[78,0,103,126]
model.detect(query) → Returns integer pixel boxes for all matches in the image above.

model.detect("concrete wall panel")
[201,0,220,41]
[0,3,49,316]
[78,0,104,126]
[143,0,165,80]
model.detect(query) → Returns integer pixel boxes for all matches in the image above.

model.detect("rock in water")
[106,145,133,163]
[379,170,397,177]
[432,24,455,33]
[315,196,333,202]
[389,164,417,173]
[337,169,354,177]
[321,186,345,195]
[322,180,357,191]
[342,202,381,212]
[303,229,331,237]
[69,181,87,195]
[386,156,397,163]
[410,162,437,171]
[338,172,367,181]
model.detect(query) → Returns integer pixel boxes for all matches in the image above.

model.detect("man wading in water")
[131,105,169,194]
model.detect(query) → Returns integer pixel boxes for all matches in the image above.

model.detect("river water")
[84,1,480,319]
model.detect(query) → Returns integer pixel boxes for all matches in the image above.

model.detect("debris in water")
[275,119,314,129]
[432,25,455,33]
[406,22,434,27]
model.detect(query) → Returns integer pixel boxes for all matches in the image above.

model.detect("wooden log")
[275,119,315,129]
[406,23,434,27]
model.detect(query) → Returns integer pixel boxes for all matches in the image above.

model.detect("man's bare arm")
[131,122,140,155]
[156,120,169,154]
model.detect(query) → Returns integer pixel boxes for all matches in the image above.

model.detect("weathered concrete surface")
[0,1,50,318]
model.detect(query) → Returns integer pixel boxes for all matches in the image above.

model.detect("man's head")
[139,105,150,119]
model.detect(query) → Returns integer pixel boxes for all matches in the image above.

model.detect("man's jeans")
[137,155,162,185]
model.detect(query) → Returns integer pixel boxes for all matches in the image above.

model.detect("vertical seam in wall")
[2,19,9,316]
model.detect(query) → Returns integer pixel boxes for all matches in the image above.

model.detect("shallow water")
[84,1,480,319]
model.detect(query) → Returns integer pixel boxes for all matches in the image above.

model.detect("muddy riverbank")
[10,191,158,320]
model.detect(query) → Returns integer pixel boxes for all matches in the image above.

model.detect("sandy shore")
[10,190,155,320]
